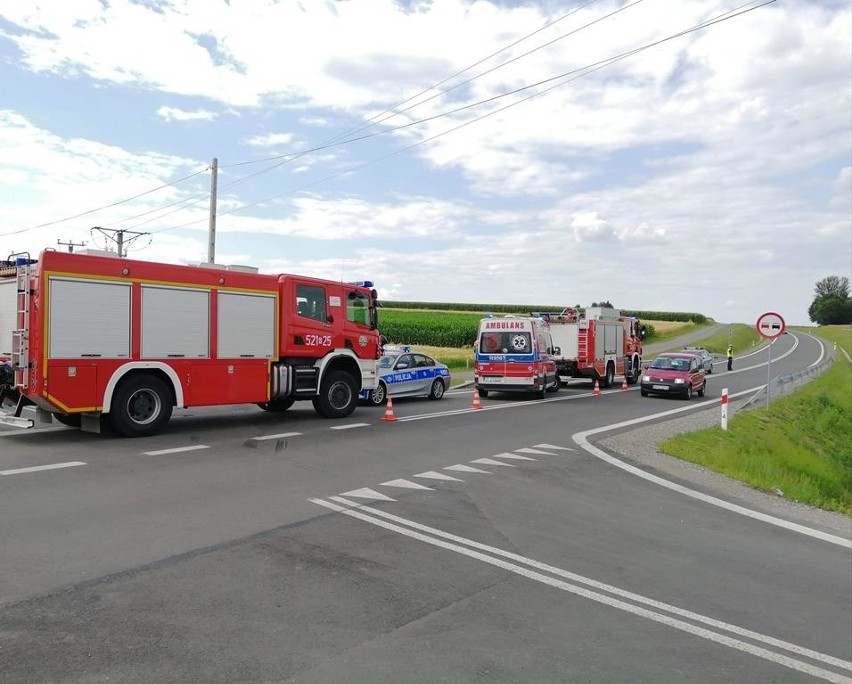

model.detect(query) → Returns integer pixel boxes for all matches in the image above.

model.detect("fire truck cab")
[474,315,560,398]
[1,250,381,436]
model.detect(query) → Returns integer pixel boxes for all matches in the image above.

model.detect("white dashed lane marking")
[251,432,303,442]
[330,423,370,430]
[1,461,87,476]
[142,445,210,456]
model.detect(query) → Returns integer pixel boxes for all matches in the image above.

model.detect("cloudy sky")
[0,0,849,326]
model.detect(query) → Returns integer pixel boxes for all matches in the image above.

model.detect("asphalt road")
[1,330,849,683]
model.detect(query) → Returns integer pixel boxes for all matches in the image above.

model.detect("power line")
[100,1,639,234]
[221,0,607,170]
[0,165,210,238]
[152,0,777,235]
[118,1,640,232]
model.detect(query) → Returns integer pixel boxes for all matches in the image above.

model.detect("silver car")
[681,347,714,374]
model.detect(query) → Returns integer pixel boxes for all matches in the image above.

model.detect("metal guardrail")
[739,350,836,410]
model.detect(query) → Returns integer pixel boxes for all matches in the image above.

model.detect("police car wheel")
[428,379,445,400]
[369,382,387,406]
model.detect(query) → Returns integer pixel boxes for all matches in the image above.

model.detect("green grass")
[651,322,762,355]
[659,325,852,515]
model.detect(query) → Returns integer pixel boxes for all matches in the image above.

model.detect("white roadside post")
[721,388,729,431]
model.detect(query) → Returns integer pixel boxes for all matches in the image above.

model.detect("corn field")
[378,309,481,347]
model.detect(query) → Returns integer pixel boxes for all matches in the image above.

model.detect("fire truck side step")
[293,366,320,394]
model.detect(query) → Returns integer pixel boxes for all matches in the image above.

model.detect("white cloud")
[156,106,217,122]
[244,132,294,147]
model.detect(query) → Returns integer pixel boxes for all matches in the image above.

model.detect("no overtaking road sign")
[756,311,786,339]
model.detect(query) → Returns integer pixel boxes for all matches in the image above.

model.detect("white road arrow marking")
[381,479,434,491]
[490,452,537,461]
[471,458,516,467]
[339,487,396,502]
[413,471,464,482]
[445,464,491,474]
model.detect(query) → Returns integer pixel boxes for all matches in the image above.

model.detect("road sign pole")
[766,341,772,408]
[721,388,729,430]
[755,311,785,409]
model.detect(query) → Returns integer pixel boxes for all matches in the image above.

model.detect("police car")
[361,346,452,405]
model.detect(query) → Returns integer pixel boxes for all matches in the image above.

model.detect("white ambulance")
[474,315,560,398]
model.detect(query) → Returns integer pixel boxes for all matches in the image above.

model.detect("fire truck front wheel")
[312,370,358,419]
[109,374,173,437]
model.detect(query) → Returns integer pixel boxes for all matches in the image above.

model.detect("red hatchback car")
[640,352,706,399]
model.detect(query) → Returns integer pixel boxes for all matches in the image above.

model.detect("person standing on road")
[727,345,734,371]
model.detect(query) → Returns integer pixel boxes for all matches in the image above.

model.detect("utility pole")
[208,157,218,264]
[91,227,148,257]
[57,239,86,253]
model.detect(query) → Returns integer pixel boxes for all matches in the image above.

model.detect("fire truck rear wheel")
[602,363,615,388]
[110,374,173,437]
[626,357,640,385]
[257,397,295,412]
[312,370,357,418]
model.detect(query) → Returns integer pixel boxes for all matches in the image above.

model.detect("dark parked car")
[641,352,706,399]
[681,346,714,373]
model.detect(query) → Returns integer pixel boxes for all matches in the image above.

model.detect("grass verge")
[659,325,852,515]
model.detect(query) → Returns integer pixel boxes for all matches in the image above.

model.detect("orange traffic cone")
[621,377,628,391]
[382,396,397,421]
[593,379,601,396]
[471,389,482,410]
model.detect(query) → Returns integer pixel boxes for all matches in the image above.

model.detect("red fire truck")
[0,250,381,436]
[532,306,643,388]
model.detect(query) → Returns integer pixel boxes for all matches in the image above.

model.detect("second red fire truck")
[1,249,381,436]
[532,306,643,387]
